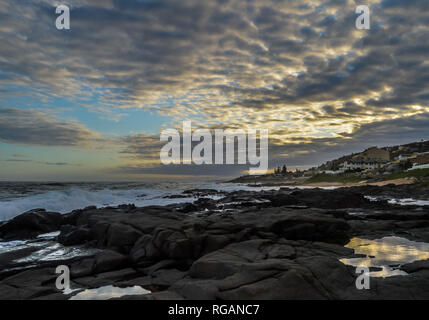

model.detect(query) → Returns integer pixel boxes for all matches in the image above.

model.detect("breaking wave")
[0,186,196,221]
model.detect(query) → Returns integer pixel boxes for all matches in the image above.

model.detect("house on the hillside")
[395,151,429,162]
[411,153,429,166]
[353,146,390,162]
[321,170,345,175]
[337,146,390,172]
[341,160,382,171]
[396,154,413,161]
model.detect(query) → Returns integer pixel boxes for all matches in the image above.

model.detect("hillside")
[319,139,429,171]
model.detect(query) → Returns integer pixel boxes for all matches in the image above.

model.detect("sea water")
[0,181,285,221]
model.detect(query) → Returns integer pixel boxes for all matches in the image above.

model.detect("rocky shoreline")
[1,185,429,300]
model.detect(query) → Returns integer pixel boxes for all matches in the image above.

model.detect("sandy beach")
[302,177,418,188]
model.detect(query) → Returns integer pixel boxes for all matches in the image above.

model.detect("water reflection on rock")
[69,285,150,300]
[340,236,429,277]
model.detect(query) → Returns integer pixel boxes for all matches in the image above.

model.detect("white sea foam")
[0,181,284,221]
[1,181,428,221]
[0,186,197,221]
[364,195,429,207]
[388,198,429,206]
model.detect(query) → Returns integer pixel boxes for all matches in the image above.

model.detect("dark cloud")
[269,113,429,168]
[3,159,32,162]
[1,157,79,167]
[44,162,69,166]
[1,0,427,119]
[113,164,250,177]
[381,0,429,9]
[0,0,428,176]
[119,134,163,162]
[0,108,99,147]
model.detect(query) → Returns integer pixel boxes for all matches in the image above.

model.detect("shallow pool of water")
[340,236,429,277]
[69,285,150,300]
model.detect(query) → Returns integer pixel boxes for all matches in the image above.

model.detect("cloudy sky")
[0,0,428,181]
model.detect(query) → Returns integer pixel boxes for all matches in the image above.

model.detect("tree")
[401,160,413,170]
[281,165,287,175]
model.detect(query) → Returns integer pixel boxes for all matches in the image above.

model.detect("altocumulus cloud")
[0,108,100,147]
[0,0,428,175]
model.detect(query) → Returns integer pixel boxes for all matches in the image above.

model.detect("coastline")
[232,176,418,188]
[1,184,429,299]
[296,177,418,188]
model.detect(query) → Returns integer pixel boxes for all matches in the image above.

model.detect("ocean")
[1,181,426,222]
[0,181,279,221]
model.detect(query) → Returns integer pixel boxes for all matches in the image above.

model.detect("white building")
[407,163,429,171]
[341,161,380,171]
[322,170,345,175]
[396,154,411,161]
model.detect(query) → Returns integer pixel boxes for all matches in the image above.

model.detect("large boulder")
[233,207,351,243]
[58,225,91,246]
[0,268,61,300]
[71,250,127,278]
[130,228,205,264]
[289,189,371,209]
[171,240,357,300]
[0,209,62,240]
[105,223,143,253]
[401,259,429,273]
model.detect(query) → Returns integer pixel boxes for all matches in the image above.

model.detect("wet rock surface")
[0,209,62,240]
[1,186,429,299]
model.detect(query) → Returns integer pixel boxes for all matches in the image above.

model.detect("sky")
[0,0,428,181]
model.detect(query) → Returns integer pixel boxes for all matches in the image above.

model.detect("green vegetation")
[382,168,429,180]
[305,173,364,184]
[305,168,429,185]
[305,169,429,184]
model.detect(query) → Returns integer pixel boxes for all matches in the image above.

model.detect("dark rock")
[0,268,60,300]
[183,189,222,197]
[73,268,138,288]
[150,269,187,287]
[267,194,301,207]
[70,250,126,278]
[130,235,161,265]
[163,194,190,199]
[95,250,127,273]
[176,203,198,213]
[170,279,220,300]
[172,240,357,300]
[70,257,96,278]
[0,209,61,240]
[193,198,217,210]
[58,225,91,246]
[105,223,143,252]
[401,259,429,273]
[234,207,351,243]
[5,185,429,300]
[142,259,180,275]
[289,189,371,209]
